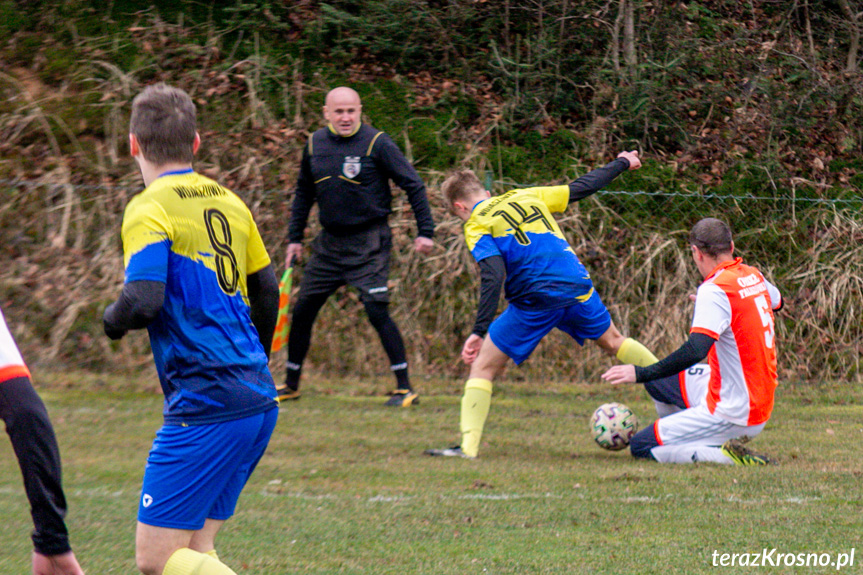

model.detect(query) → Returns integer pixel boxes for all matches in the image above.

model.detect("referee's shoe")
[276,383,301,401]
[385,389,419,407]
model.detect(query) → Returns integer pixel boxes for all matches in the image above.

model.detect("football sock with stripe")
[392,363,411,391]
[365,301,412,391]
[460,378,493,458]
[163,548,237,575]
[286,291,330,391]
[616,338,658,367]
[284,364,301,391]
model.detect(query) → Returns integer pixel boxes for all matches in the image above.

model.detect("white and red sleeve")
[0,308,30,383]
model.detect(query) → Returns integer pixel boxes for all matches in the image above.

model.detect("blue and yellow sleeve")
[525,185,569,213]
[122,195,171,283]
[464,219,501,263]
[245,217,271,275]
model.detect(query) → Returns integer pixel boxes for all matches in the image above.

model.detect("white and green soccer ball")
[590,402,638,451]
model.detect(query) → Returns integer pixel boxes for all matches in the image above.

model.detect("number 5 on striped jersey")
[754,294,775,349]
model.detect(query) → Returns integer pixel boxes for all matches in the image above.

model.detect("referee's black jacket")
[288,123,435,242]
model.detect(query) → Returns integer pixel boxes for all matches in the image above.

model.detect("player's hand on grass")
[601,364,637,385]
[617,150,641,170]
[413,236,434,256]
[285,243,303,268]
[32,551,85,575]
[461,334,483,364]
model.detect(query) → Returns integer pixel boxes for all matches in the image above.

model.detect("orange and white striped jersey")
[0,307,31,384]
[691,258,781,426]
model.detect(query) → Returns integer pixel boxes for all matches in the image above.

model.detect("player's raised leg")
[593,322,658,367]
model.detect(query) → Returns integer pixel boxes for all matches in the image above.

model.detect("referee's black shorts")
[296,223,392,303]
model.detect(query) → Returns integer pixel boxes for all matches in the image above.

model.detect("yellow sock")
[205,550,219,561]
[163,548,237,575]
[460,378,493,458]
[616,337,658,367]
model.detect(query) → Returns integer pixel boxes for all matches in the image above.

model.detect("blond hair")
[440,169,485,214]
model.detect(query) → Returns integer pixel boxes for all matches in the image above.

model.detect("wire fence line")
[599,190,861,205]
[3,177,861,206]
[1,175,860,382]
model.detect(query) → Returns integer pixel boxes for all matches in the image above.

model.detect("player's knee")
[135,549,162,575]
[629,428,659,460]
[467,339,508,380]
[594,325,625,356]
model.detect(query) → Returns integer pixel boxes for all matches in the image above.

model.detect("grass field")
[1,373,860,574]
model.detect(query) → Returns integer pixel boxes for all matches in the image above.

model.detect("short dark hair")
[130,83,196,165]
[440,169,485,214]
[689,217,733,257]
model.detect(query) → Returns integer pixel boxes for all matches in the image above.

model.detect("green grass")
[1,375,861,574]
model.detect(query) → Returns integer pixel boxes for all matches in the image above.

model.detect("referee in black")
[281,86,435,406]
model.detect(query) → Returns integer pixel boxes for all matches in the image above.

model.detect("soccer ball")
[590,402,638,451]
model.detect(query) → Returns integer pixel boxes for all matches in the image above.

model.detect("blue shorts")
[488,292,612,365]
[138,407,278,529]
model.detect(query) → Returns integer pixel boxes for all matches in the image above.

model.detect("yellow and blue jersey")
[464,186,594,309]
[122,170,276,425]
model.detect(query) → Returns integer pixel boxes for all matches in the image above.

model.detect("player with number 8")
[103,83,280,575]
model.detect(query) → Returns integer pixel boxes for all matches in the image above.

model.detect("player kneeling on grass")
[103,83,280,575]
[602,218,782,465]
[425,151,657,460]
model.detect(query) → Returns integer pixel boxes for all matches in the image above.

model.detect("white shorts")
[679,364,709,408]
[655,403,766,447]
[648,364,710,418]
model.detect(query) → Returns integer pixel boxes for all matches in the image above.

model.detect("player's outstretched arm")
[568,150,642,204]
[601,364,637,384]
[603,332,716,385]
[616,150,641,170]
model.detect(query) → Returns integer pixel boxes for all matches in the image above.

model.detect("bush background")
[0,0,861,386]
